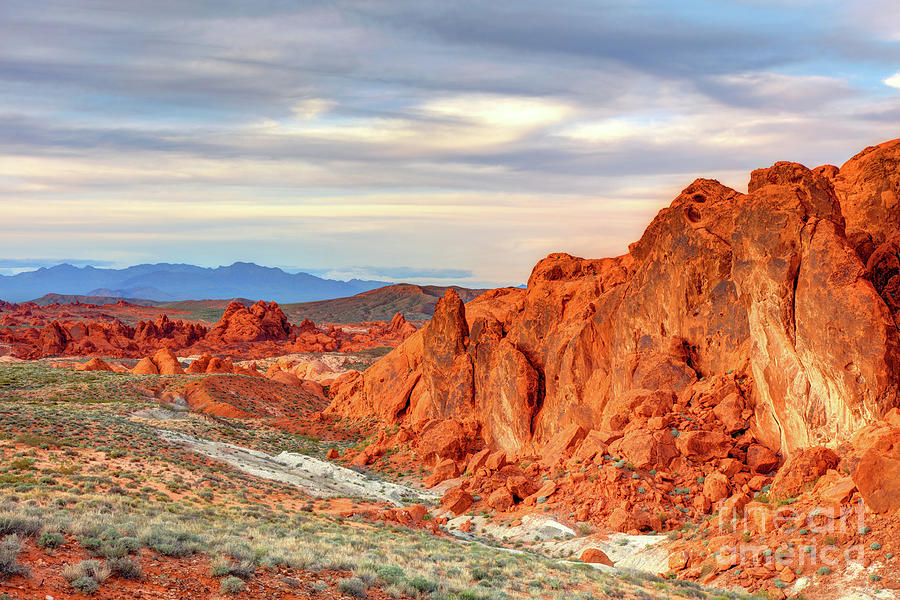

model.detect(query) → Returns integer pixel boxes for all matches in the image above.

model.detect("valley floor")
[0,361,753,600]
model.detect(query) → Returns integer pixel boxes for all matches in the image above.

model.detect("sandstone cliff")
[327,139,900,458]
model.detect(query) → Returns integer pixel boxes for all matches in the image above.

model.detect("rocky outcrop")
[834,139,900,245]
[2,315,206,359]
[0,299,415,360]
[205,301,292,344]
[328,139,900,465]
[850,415,900,513]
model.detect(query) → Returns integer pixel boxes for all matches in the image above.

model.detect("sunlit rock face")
[327,139,900,459]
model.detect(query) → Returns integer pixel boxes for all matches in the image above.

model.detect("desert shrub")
[376,564,406,584]
[210,557,255,579]
[338,577,369,597]
[70,576,99,594]
[140,527,204,557]
[220,576,245,594]
[63,559,110,594]
[109,556,143,579]
[38,531,65,548]
[0,513,42,537]
[0,536,27,578]
[63,559,110,584]
[409,574,438,593]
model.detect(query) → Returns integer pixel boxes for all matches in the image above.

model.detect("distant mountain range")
[0,262,389,303]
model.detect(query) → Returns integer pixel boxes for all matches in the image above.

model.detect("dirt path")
[158,429,437,506]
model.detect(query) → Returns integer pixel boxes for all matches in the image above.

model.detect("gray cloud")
[1,1,898,285]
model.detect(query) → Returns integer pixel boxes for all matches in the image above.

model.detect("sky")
[1,1,899,286]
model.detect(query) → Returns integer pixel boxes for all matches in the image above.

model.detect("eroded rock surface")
[328,139,900,467]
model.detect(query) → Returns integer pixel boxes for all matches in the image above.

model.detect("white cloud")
[421,94,572,129]
[884,72,900,89]
[291,98,335,120]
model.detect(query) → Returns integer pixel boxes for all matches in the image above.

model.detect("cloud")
[291,98,335,120]
[885,72,900,89]
[0,1,899,286]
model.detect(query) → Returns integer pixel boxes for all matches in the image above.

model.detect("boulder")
[505,473,538,500]
[852,426,900,513]
[580,548,613,566]
[713,392,748,433]
[703,472,731,503]
[417,419,468,463]
[746,444,779,474]
[770,446,839,501]
[440,486,474,516]
[487,487,515,511]
[540,424,587,465]
[608,507,635,532]
[484,451,508,471]
[424,458,460,488]
[609,430,678,470]
[676,431,732,462]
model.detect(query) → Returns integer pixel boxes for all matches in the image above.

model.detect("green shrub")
[409,574,438,593]
[220,576,245,594]
[376,564,405,584]
[109,556,143,579]
[140,528,204,557]
[210,558,255,580]
[70,576,99,594]
[38,531,65,549]
[338,577,369,597]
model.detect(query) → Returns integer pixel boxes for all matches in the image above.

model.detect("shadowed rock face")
[327,139,900,458]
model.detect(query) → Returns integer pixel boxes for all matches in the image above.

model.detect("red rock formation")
[76,357,114,372]
[834,139,900,245]
[205,301,292,344]
[131,348,185,376]
[328,138,900,469]
[0,298,414,360]
[580,548,613,566]
[850,419,900,513]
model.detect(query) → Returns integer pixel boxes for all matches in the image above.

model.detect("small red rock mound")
[75,357,114,372]
[132,348,185,375]
[580,548,614,566]
[769,446,839,501]
[185,354,261,377]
